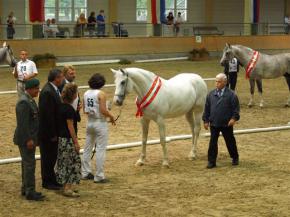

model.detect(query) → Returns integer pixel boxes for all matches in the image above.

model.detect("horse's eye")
[120,81,126,85]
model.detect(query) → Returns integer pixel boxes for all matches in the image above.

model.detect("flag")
[148,0,166,24]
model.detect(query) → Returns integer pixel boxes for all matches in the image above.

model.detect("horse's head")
[220,43,235,66]
[2,42,17,67]
[111,68,133,106]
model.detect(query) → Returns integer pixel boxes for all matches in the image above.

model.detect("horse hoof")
[162,161,170,168]
[247,104,253,108]
[135,160,144,166]
[259,104,264,108]
[285,104,290,108]
[188,155,196,161]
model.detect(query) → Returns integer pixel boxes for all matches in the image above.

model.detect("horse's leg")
[256,79,264,108]
[283,73,290,106]
[248,78,255,107]
[135,117,150,166]
[186,108,202,160]
[156,117,169,167]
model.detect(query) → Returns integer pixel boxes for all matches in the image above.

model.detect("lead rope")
[91,100,125,160]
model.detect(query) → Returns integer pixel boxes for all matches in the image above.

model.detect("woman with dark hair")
[81,73,115,183]
[55,83,81,197]
[87,11,96,37]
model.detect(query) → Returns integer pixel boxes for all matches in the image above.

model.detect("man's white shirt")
[13,59,38,81]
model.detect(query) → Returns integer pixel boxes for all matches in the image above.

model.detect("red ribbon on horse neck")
[135,76,162,117]
[245,50,259,79]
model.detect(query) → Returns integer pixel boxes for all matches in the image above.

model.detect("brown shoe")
[63,190,80,198]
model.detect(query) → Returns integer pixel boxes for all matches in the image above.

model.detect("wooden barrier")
[2,35,290,59]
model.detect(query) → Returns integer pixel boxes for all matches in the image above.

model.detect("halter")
[112,69,129,122]
[4,46,16,67]
[114,69,129,100]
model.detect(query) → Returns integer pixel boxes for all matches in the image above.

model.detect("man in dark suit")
[14,78,45,201]
[39,68,64,189]
[59,65,81,122]
[202,73,240,169]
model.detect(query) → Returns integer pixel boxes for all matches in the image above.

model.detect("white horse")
[220,43,290,107]
[111,67,207,167]
[0,42,17,67]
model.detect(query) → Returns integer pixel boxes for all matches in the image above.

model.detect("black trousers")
[39,140,58,186]
[225,71,238,91]
[18,145,36,195]
[208,126,239,163]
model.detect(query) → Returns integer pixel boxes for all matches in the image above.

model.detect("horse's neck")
[0,48,7,61]
[233,46,253,66]
[129,71,157,98]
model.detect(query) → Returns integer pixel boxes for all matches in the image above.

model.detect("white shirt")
[13,59,38,81]
[229,58,238,72]
[84,89,105,120]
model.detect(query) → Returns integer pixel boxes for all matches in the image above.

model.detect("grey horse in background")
[220,43,290,107]
[0,42,17,67]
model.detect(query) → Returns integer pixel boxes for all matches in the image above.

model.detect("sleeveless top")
[229,58,238,72]
[84,89,106,121]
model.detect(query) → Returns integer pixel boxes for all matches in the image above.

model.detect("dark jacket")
[14,93,39,146]
[202,87,240,127]
[38,82,62,141]
[59,79,81,122]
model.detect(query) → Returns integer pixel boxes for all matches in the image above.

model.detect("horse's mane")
[125,67,157,80]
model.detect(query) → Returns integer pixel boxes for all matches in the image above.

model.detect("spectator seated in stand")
[43,18,61,38]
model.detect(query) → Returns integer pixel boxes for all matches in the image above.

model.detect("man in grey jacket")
[202,73,240,169]
[14,78,45,201]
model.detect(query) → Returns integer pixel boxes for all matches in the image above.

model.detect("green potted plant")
[189,48,200,61]
[32,53,57,68]
[199,47,210,60]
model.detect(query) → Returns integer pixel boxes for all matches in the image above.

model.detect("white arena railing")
[0,78,216,95]
[1,125,290,165]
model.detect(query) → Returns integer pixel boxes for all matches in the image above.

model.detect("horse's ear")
[120,68,126,75]
[226,43,231,48]
[2,41,6,48]
[110,68,117,75]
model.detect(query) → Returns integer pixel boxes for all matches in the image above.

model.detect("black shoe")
[207,162,216,169]
[26,192,45,201]
[54,183,63,188]
[82,173,94,180]
[42,184,61,190]
[22,191,42,196]
[94,178,110,184]
[232,158,239,166]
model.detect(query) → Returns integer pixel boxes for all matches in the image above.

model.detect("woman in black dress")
[55,83,81,197]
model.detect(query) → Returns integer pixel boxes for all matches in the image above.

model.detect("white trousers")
[81,120,108,181]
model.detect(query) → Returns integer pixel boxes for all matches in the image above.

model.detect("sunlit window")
[45,0,87,22]
[136,0,187,22]
[136,0,147,22]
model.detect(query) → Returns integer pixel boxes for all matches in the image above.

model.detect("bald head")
[215,73,227,90]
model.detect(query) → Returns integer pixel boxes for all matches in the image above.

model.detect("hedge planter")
[32,53,57,68]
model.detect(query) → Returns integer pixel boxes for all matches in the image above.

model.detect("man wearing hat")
[14,78,45,201]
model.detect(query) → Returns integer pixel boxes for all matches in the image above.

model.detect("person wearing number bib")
[12,50,38,98]
[81,73,116,183]
[223,57,241,91]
